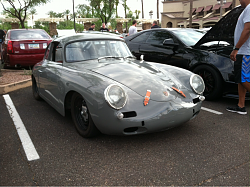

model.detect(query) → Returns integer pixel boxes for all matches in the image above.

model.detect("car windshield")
[10,30,50,40]
[171,29,205,47]
[65,40,132,62]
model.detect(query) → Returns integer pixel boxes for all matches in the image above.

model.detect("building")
[161,0,240,28]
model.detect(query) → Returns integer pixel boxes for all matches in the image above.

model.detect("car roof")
[53,32,124,44]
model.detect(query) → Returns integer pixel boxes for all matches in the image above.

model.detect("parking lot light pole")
[73,0,76,32]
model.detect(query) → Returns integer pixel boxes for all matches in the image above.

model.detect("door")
[139,30,190,69]
[39,42,64,110]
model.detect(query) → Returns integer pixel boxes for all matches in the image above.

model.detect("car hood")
[86,59,190,102]
[194,5,244,47]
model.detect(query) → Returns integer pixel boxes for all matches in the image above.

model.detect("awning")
[222,2,232,9]
[165,14,175,18]
[196,7,204,13]
[205,16,220,21]
[212,4,221,10]
[188,8,196,14]
[203,12,213,19]
[204,5,213,11]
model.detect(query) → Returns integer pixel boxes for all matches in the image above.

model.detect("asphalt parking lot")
[0,86,249,186]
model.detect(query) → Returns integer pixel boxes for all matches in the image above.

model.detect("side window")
[130,32,151,43]
[50,42,61,62]
[44,43,51,60]
[55,48,63,63]
[146,31,173,45]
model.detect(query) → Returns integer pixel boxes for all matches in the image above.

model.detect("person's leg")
[227,55,247,114]
[238,83,247,108]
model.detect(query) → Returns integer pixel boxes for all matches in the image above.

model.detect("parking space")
[0,87,249,186]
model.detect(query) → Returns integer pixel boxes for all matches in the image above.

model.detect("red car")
[1,29,52,68]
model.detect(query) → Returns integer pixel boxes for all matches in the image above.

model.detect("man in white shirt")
[128,20,137,36]
[227,0,250,115]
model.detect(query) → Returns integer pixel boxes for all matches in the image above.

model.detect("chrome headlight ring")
[190,74,205,94]
[104,84,127,110]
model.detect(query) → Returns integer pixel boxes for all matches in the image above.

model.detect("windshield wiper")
[124,56,136,60]
[98,56,122,61]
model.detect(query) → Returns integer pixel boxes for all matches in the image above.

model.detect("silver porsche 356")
[32,33,205,138]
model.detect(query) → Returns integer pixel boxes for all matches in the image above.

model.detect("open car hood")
[194,5,244,47]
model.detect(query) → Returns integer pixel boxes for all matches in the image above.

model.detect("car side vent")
[193,97,200,104]
[122,111,137,118]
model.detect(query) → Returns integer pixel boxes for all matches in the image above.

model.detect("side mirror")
[163,38,179,46]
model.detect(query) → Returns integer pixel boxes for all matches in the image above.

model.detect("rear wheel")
[71,93,99,138]
[193,65,223,100]
[32,76,42,100]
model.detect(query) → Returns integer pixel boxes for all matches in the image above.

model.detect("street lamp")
[217,0,227,19]
[73,0,76,32]
[149,10,153,19]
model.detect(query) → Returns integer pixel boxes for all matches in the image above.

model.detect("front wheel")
[71,93,99,138]
[193,65,223,100]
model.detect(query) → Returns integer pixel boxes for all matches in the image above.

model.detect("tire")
[193,65,223,100]
[71,93,99,138]
[32,76,42,101]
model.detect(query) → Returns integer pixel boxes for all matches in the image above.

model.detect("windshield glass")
[10,30,51,40]
[66,40,132,62]
[171,29,204,46]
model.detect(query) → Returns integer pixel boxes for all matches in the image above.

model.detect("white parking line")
[201,107,223,115]
[3,94,40,161]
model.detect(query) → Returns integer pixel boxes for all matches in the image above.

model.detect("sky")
[0,0,163,25]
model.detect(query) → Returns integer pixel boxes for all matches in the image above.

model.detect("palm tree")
[189,0,193,28]
[157,0,159,24]
[30,8,37,28]
[47,11,57,18]
[134,10,141,19]
[115,0,119,18]
[64,9,70,21]
[141,0,144,18]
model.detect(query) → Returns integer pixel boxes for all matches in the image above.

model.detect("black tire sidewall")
[71,93,98,138]
[32,76,42,100]
[193,65,223,100]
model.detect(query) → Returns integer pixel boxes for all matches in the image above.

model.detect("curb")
[0,79,32,95]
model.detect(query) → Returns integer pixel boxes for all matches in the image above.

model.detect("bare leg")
[238,83,247,108]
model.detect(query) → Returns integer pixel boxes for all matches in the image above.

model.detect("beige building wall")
[161,0,238,28]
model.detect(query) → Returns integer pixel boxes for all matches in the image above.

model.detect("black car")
[125,6,244,100]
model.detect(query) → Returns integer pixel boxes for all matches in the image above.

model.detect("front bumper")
[92,99,203,136]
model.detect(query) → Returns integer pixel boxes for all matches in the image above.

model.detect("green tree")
[87,0,116,24]
[30,8,36,28]
[134,10,140,19]
[122,0,130,32]
[115,0,119,18]
[33,21,49,33]
[0,20,12,30]
[77,4,91,18]
[0,0,49,28]
[47,11,57,18]
[64,9,70,21]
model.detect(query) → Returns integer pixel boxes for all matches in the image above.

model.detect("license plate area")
[28,43,40,49]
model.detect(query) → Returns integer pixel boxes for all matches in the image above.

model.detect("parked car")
[32,33,205,138]
[125,6,244,100]
[1,29,52,68]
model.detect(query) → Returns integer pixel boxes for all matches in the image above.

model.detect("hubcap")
[75,97,89,131]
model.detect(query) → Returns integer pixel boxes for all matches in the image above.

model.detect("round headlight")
[104,84,127,109]
[190,74,205,94]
